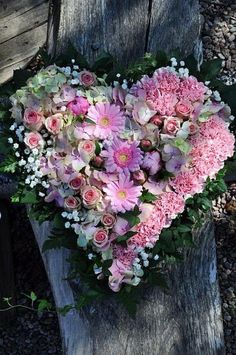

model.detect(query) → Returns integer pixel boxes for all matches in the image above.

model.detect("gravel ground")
[0,0,235,354]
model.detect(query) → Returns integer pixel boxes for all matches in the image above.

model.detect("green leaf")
[30,291,37,302]
[20,190,38,203]
[37,299,52,312]
[116,231,137,243]
[0,156,17,173]
[57,304,74,316]
[140,191,157,203]
[177,225,192,233]
[95,141,101,155]
[92,52,114,74]
[119,208,141,228]
[200,58,222,81]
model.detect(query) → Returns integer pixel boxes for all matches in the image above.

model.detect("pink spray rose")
[101,213,116,228]
[81,186,101,209]
[163,117,181,135]
[78,140,96,161]
[93,229,109,248]
[175,100,193,119]
[132,170,147,184]
[67,96,89,115]
[79,70,96,87]
[142,151,162,175]
[150,114,164,127]
[64,196,81,210]
[24,132,44,149]
[69,174,85,190]
[23,109,44,131]
[45,113,64,134]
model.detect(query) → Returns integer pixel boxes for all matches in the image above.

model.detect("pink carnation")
[177,76,207,102]
[67,96,89,115]
[170,171,204,198]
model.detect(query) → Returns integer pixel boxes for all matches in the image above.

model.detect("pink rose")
[132,170,147,184]
[23,109,44,131]
[69,174,85,190]
[78,140,96,161]
[81,186,101,209]
[163,117,181,135]
[101,213,116,228]
[93,229,109,248]
[67,96,89,115]
[142,151,162,175]
[64,196,81,210]
[188,122,199,135]
[24,132,44,149]
[150,114,163,126]
[175,100,193,119]
[45,114,63,134]
[79,70,96,87]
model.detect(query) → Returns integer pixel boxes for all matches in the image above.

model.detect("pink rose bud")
[93,229,109,248]
[45,113,64,135]
[81,186,101,209]
[132,170,147,184]
[140,139,152,151]
[24,132,44,149]
[23,109,44,131]
[64,196,81,210]
[163,117,181,135]
[101,213,116,228]
[69,174,85,190]
[188,122,199,135]
[175,100,193,119]
[150,114,163,127]
[91,156,104,168]
[67,96,89,115]
[79,70,96,87]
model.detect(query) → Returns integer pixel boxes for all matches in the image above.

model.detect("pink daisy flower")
[87,102,125,139]
[103,174,142,213]
[102,138,143,173]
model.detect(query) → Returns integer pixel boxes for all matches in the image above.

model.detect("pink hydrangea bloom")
[102,138,143,173]
[87,102,125,139]
[103,173,142,213]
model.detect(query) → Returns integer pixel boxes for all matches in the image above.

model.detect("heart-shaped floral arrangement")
[5,59,235,297]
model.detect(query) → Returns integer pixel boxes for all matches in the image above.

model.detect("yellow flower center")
[117,191,127,199]
[100,117,110,127]
[119,153,129,162]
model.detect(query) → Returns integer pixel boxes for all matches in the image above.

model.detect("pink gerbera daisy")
[103,174,142,213]
[87,102,125,139]
[102,138,143,173]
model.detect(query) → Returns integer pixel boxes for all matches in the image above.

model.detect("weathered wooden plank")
[0,0,47,20]
[29,216,225,355]
[0,23,47,83]
[147,0,201,56]
[0,201,15,325]
[48,0,150,66]
[0,1,48,44]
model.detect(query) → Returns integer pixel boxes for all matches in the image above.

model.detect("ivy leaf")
[140,191,157,203]
[0,157,17,173]
[37,299,52,312]
[30,291,37,302]
[20,190,38,203]
[102,259,113,276]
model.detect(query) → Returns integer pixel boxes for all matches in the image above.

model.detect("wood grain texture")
[48,0,201,66]
[0,0,48,84]
[30,215,225,355]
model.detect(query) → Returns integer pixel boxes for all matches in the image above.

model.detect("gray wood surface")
[48,0,201,65]
[30,216,225,355]
[0,0,49,84]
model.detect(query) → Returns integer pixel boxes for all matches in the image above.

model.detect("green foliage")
[119,207,141,228]
[0,156,17,173]
[140,190,157,203]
